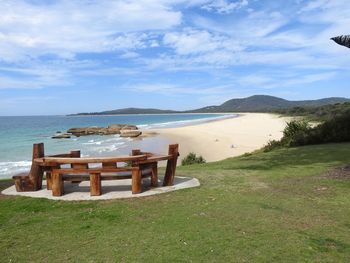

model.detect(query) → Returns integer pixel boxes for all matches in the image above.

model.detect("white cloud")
[202,0,248,14]
[0,96,55,105]
[124,83,231,96]
[193,10,287,38]
[298,0,331,13]
[235,71,337,90]
[279,72,337,87]
[153,1,350,72]
[0,75,63,89]
[121,70,338,104]
[0,0,182,61]
[0,0,349,100]
[120,52,140,59]
[0,60,94,89]
[160,28,246,67]
[163,28,243,55]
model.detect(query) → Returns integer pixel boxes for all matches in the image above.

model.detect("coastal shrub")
[263,140,282,152]
[281,120,310,146]
[242,152,253,157]
[274,102,350,121]
[312,110,350,143]
[264,110,350,151]
[283,120,310,139]
[264,120,311,151]
[181,152,206,166]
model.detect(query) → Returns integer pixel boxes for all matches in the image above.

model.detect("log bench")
[12,143,81,192]
[34,144,179,196]
[13,143,179,197]
[36,155,149,196]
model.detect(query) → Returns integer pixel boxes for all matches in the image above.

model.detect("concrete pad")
[1,176,200,201]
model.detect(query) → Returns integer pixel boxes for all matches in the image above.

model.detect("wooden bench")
[37,155,149,196]
[13,143,179,196]
[36,144,179,196]
[12,143,80,192]
[133,144,179,187]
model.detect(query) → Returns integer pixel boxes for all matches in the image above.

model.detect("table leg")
[151,163,158,187]
[90,173,101,196]
[52,172,63,196]
[132,167,142,194]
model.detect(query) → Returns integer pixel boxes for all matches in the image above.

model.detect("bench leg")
[151,163,158,187]
[163,158,175,186]
[132,167,142,194]
[14,177,33,192]
[163,144,179,186]
[52,172,63,196]
[46,172,52,190]
[90,173,101,196]
[14,178,22,192]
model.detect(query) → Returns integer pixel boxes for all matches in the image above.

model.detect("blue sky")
[0,0,349,115]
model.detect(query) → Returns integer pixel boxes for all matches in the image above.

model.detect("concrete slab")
[1,176,200,201]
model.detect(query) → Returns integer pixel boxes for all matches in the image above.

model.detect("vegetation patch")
[308,236,349,253]
[264,109,350,152]
[181,152,206,166]
[275,102,350,121]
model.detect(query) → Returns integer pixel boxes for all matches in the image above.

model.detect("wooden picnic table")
[13,143,179,196]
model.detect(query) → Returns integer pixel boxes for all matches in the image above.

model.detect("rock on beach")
[65,124,141,138]
[51,133,71,139]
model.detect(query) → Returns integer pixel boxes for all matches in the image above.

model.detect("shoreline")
[0,113,289,179]
[66,112,236,117]
[145,113,290,162]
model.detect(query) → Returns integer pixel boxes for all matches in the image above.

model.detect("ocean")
[0,113,235,178]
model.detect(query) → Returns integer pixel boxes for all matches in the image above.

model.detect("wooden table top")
[34,153,172,166]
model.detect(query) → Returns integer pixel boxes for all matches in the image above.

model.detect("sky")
[0,0,349,115]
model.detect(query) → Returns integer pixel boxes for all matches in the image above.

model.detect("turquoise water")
[0,114,235,178]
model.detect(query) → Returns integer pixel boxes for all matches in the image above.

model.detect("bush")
[264,110,350,151]
[264,120,311,148]
[313,110,350,143]
[263,140,282,152]
[181,152,206,166]
[281,120,312,146]
[283,120,310,138]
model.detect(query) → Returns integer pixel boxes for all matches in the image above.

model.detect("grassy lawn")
[1,143,350,262]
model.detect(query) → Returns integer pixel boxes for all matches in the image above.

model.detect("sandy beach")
[147,113,290,162]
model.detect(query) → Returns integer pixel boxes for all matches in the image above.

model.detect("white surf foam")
[0,161,32,179]
[142,114,236,129]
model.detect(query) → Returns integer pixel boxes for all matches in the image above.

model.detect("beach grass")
[1,143,350,262]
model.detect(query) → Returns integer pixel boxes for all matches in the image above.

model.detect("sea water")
[0,114,235,178]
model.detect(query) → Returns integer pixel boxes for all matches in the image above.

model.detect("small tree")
[283,120,310,138]
[181,152,206,166]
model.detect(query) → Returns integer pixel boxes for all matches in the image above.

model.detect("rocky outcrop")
[65,124,141,138]
[67,127,105,136]
[120,130,142,137]
[121,125,138,131]
[52,133,71,139]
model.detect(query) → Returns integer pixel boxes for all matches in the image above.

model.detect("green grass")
[1,143,350,262]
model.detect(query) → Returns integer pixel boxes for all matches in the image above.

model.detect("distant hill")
[70,95,350,115]
[70,107,179,116]
[189,95,350,113]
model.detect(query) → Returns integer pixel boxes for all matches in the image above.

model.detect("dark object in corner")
[331,35,350,49]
